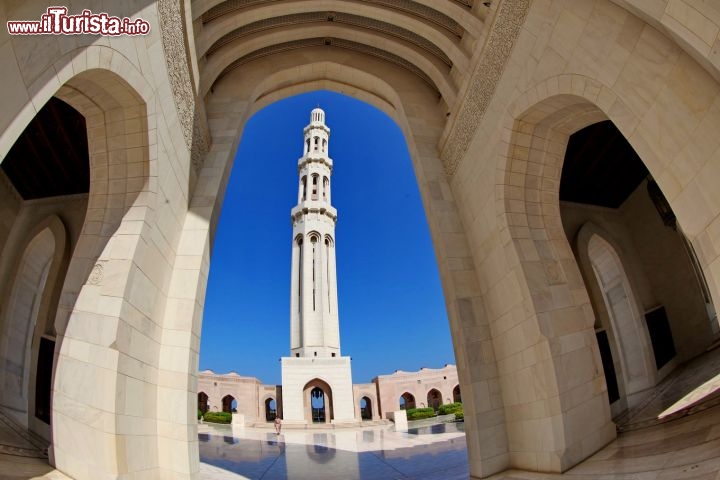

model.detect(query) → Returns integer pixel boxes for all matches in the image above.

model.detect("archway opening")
[427,388,442,410]
[360,396,372,420]
[453,385,461,403]
[399,392,415,410]
[559,119,718,418]
[310,387,326,423]
[199,90,454,425]
[0,97,89,442]
[265,398,277,421]
[299,378,334,424]
[198,392,209,414]
[0,64,150,478]
[221,395,237,413]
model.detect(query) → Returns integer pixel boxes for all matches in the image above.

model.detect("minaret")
[281,108,356,424]
[289,107,340,358]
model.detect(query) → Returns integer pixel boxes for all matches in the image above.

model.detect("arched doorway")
[0,57,153,476]
[311,388,326,423]
[303,379,333,424]
[221,395,237,413]
[453,385,461,403]
[360,397,372,420]
[265,398,277,421]
[584,230,654,414]
[427,389,442,410]
[0,95,89,444]
[198,392,209,414]
[558,119,715,417]
[0,226,61,434]
[399,392,415,410]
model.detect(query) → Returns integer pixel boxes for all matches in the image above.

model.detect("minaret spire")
[281,107,356,424]
[289,107,340,358]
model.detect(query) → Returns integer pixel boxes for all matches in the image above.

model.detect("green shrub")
[454,411,464,421]
[406,407,436,420]
[203,411,232,424]
[197,409,202,420]
[437,402,463,415]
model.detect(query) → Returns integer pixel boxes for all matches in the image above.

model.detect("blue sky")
[199,90,455,384]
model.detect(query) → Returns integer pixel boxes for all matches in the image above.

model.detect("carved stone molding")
[440,0,530,175]
[158,0,210,173]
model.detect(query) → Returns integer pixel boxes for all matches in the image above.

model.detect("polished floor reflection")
[2,348,720,479]
[199,422,468,480]
[200,347,720,480]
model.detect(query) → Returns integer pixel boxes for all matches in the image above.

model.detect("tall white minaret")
[289,107,340,358]
[281,108,356,424]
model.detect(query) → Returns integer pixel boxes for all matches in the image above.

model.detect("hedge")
[406,407,436,420]
[203,411,232,424]
[455,411,464,421]
[437,402,462,415]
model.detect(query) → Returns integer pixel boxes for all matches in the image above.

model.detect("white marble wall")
[281,356,356,423]
[1,0,720,479]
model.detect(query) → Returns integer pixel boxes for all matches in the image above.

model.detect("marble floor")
[0,408,54,480]
[3,346,720,479]
[199,422,468,480]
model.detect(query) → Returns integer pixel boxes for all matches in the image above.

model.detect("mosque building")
[2,1,720,478]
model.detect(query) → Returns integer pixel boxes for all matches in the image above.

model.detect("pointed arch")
[399,392,415,410]
[303,378,333,423]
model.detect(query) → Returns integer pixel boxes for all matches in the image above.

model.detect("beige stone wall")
[2,0,720,478]
[374,365,459,416]
[0,1,202,478]
[445,0,720,473]
[352,383,380,420]
[197,371,261,421]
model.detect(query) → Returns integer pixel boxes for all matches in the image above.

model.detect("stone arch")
[0,48,157,477]
[264,396,277,421]
[453,384,461,403]
[427,388,442,410]
[0,215,67,435]
[221,394,237,413]
[303,378,333,423]
[199,25,456,103]
[399,391,415,410]
[175,59,484,477]
[575,222,657,415]
[359,396,373,420]
[198,392,209,414]
[496,83,632,472]
[495,64,720,469]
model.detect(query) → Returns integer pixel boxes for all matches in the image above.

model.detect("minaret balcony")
[298,155,333,169]
[291,203,337,221]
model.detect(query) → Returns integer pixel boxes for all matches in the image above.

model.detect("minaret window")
[311,235,318,311]
[312,175,318,200]
[322,139,327,152]
[314,136,319,151]
[326,237,331,312]
[305,138,310,154]
[323,177,329,200]
[297,237,303,312]
[300,176,307,202]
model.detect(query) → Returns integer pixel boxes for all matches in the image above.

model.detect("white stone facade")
[1,1,720,478]
[282,108,355,424]
[197,364,461,425]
